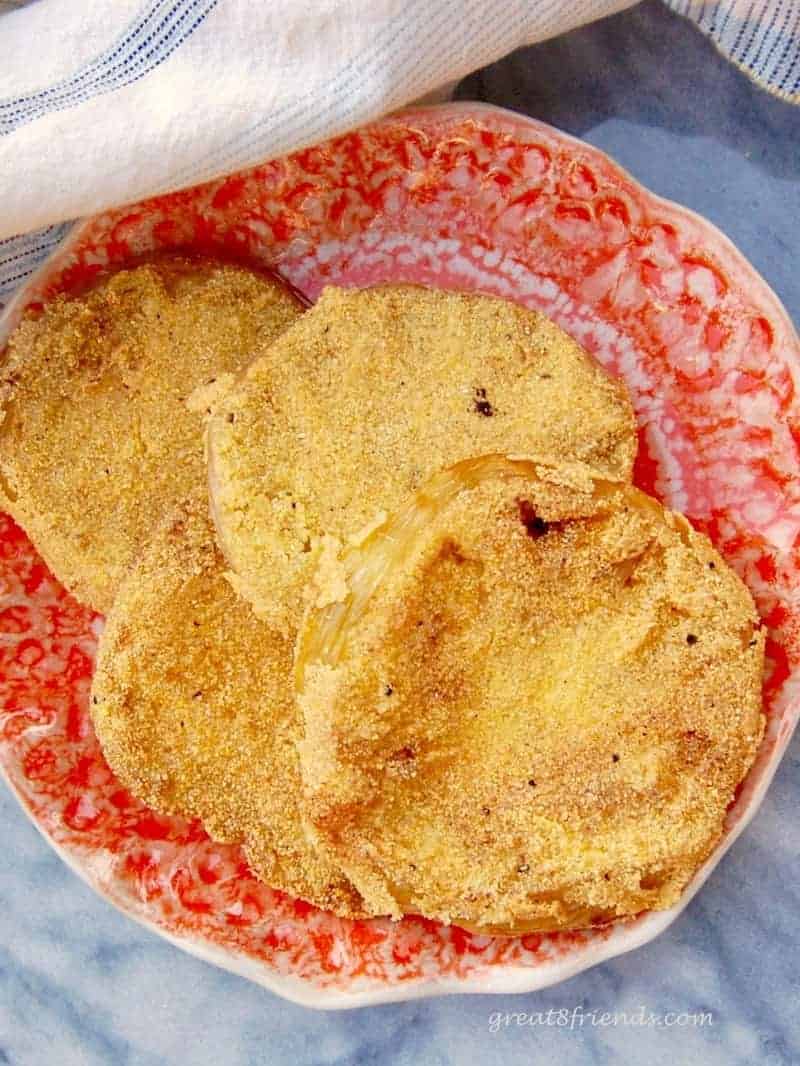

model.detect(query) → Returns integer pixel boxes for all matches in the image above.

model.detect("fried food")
[207,285,637,632]
[296,455,765,933]
[90,497,365,917]
[0,256,302,612]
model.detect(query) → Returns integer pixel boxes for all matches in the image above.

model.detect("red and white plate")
[1,103,798,1008]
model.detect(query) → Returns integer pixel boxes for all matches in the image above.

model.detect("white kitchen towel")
[1,0,797,303]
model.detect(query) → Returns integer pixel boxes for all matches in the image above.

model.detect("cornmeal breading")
[0,257,302,611]
[296,456,765,933]
[207,285,637,632]
[90,498,366,917]
[11,258,764,933]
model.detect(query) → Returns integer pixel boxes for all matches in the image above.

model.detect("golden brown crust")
[207,285,637,632]
[0,257,302,611]
[90,498,366,917]
[296,456,765,932]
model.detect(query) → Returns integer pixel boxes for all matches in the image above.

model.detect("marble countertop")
[2,3,799,1064]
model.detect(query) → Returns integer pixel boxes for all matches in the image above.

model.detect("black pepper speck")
[473,386,494,417]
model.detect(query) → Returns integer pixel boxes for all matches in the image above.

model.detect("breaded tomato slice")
[91,497,365,918]
[296,455,764,933]
[0,257,302,611]
[207,285,636,633]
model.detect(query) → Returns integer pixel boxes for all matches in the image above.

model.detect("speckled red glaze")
[1,104,798,1008]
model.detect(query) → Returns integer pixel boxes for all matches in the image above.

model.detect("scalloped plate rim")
[0,101,797,1009]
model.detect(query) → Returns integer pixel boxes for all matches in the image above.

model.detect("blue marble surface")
[2,3,799,1064]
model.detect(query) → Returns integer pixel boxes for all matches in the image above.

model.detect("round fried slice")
[90,498,365,917]
[207,285,636,632]
[0,256,302,611]
[296,455,765,933]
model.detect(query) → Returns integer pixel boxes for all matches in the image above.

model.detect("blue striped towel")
[0,0,797,304]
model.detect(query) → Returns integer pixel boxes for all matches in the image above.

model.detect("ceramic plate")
[1,103,798,1009]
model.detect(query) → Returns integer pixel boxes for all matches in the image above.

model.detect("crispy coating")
[0,257,302,611]
[90,498,365,917]
[296,456,765,933]
[207,285,637,632]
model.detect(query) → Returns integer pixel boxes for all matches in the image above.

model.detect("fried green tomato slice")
[0,256,302,611]
[91,498,365,918]
[207,285,636,632]
[296,456,765,934]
